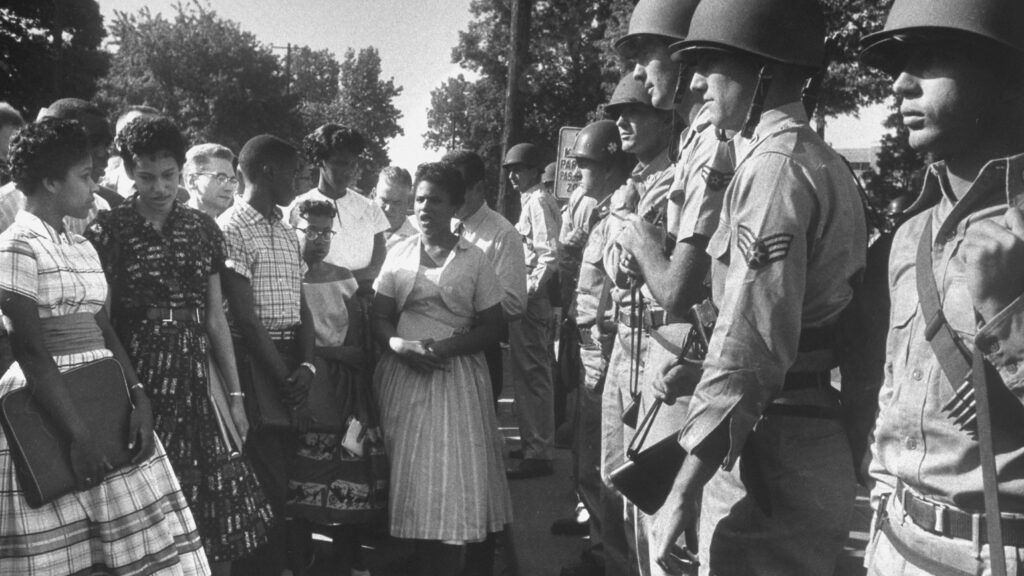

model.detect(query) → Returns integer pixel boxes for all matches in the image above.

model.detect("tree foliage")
[863,106,926,209]
[0,0,109,115]
[301,47,404,191]
[426,0,623,170]
[97,2,297,150]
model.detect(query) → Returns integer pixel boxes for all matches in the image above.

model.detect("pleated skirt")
[0,351,210,576]
[374,350,512,542]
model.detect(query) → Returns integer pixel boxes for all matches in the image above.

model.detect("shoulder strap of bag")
[626,399,663,459]
[974,344,1007,575]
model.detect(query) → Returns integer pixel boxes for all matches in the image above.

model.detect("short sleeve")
[221,223,255,281]
[373,247,399,298]
[368,201,390,236]
[199,212,227,274]
[674,130,734,242]
[83,210,117,278]
[0,236,39,301]
[473,250,504,313]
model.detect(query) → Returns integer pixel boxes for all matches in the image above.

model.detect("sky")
[95,0,891,169]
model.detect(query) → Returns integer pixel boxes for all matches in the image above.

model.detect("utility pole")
[272,43,293,95]
[498,0,531,222]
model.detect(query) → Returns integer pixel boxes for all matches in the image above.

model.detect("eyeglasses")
[196,172,239,186]
[297,228,336,241]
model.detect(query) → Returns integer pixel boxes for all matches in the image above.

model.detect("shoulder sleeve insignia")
[736,224,793,269]
[700,164,734,192]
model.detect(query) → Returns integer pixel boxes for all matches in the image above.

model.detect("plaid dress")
[0,211,209,575]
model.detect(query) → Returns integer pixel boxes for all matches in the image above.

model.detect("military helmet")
[604,75,655,118]
[885,193,915,218]
[613,0,700,58]
[542,162,557,184]
[502,142,541,168]
[669,0,825,69]
[860,0,1024,74]
[568,120,623,164]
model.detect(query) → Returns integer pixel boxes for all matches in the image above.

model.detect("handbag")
[608,399,687,515]
[0,357,134,508]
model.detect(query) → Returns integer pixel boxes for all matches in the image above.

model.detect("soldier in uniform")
[505,142,562,479]
[603,1,737,574]
[859,1,1024,574]
[653,0,867,574]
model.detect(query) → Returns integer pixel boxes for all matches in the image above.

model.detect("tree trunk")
[498,0,531,223]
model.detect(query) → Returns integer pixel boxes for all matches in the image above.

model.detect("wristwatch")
[299,361,317,376]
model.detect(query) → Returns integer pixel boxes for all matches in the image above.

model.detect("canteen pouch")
[609,399,687,515]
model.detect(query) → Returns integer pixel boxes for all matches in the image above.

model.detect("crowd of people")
[2,0,1024,575]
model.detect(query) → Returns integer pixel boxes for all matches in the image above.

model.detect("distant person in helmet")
[542,161,557,195]
[882,192,914,235]
[504,142,562,479]
[860,0,1024,574]
[653,0,868,574]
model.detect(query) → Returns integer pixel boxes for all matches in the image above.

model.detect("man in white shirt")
[372,165,418,250]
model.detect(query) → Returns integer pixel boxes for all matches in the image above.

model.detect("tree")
[289,45,340,104]
[0,0,109,115]
[321,47,404,192]
[97,2,298,151]
[426,0,621,178]
[863,106,925,210]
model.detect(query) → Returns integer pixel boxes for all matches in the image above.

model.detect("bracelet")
[130,382,144,391]
[228,391,245,398]
[300,361,317,376]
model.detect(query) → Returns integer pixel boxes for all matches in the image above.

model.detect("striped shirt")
[218,199,305,331]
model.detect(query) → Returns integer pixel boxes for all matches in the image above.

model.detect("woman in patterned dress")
[84,117,273,575]
[373,162,512,575]
[0,118,210,574]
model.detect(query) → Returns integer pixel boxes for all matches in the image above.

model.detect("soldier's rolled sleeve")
[975,292,1024,396]
[527,198,559,292]
[678,154,813,469]
[495,227,528,318]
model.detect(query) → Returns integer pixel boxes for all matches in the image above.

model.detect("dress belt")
[129,307,205,324]
[894,479,1024,547]
[615,307,669,330]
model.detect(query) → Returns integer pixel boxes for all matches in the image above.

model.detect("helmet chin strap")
[741,65,773,139]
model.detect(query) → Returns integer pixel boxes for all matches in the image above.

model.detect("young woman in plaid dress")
[0,120,209,574]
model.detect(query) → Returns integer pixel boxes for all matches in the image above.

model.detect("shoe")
[550,516,589,536]
[351,570,371,576]
[508,449,524,459]
[559,560,603,576]
[506,458,554,480]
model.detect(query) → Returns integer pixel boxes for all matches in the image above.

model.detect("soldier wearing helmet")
[859,1,1024,574]
[602,2,737,574]
[504,142,562,479]
[652,0,868,574]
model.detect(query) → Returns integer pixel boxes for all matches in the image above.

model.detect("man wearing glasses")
[184,143,239,218]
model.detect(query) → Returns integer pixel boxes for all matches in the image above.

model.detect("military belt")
[616,307,669,330]
[895,480,1024,548]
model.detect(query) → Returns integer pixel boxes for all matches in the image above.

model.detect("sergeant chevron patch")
[737,225,793,269]
[700,164,734,192]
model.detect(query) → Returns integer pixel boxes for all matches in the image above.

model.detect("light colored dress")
[373,235,512,542]
[0,211,209,575]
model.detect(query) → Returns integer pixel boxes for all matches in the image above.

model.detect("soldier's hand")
[619,214,664,257]
[654,356,702,405]
[963,207,1024,321]
[653,485,700,573]
[566,226,588,249]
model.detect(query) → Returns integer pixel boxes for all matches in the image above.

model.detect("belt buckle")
[933,502,947,534]
[159,309,178,335]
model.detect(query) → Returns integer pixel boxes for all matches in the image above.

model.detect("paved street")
[302,362,873,575]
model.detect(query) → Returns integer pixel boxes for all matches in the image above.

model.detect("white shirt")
[288,187,389,271]
[454,202,528,318]
[385,216,419,251]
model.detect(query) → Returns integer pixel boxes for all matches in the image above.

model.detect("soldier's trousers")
[866,490,1024,575]
[602,323,695,576]
[697,395,855,576]
[509,292,555,460]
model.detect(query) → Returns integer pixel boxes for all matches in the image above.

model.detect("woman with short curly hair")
[0,118,210,575]
[85,116,273,575]
[288,124,389,293]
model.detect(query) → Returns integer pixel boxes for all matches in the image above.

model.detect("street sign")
[554,126,581,202]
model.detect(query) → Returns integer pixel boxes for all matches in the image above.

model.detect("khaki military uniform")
[603,106,734,576]
[510,183,562,460]
[866,155,1024,575]
[677,103,866,575]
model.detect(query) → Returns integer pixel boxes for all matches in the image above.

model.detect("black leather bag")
[608,399,687,515]
[0,358,134,508]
